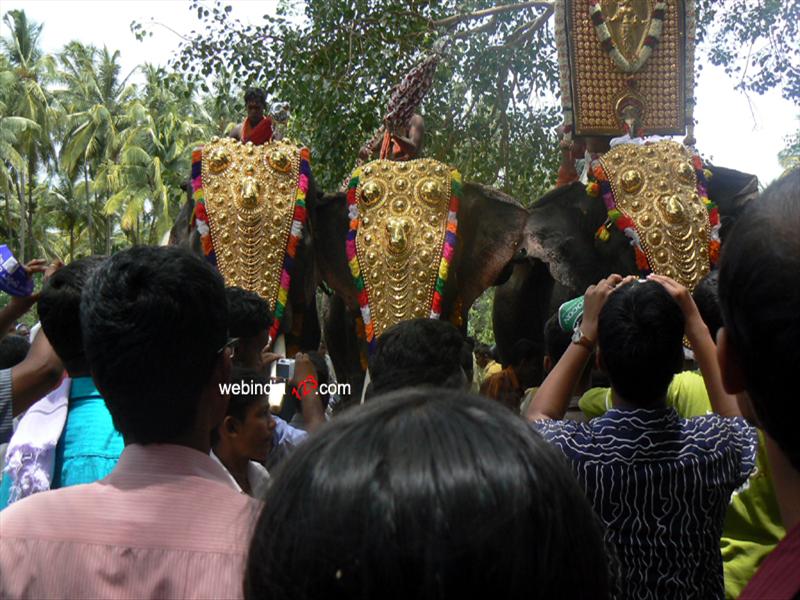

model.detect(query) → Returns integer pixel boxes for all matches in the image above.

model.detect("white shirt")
[210,450,271,498]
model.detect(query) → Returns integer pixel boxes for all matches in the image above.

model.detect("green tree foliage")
[779,116,800,176]
[164,0,562,198]
[695,0,800,102]
[1,10,219,261]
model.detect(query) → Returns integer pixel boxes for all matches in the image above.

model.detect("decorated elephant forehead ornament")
[345,159,461,351]
[190,136,312,342]
[588,140,720,291]
[555,0,696,143]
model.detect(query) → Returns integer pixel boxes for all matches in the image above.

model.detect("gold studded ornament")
[200,137,302,310]
[354,159,453,339]
[599,140,711,290]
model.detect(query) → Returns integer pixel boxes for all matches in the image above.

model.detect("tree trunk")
[105,194,112,254]
[69,226,75,262]
[26,156,36,260]
[84,163,94,254]
[5,182,14,253]
[17,169,26,262]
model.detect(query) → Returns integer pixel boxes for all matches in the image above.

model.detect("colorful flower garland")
[346,167,461,354]
[590,0,666,73]
[590,147,720,274]
[191,145,311,345]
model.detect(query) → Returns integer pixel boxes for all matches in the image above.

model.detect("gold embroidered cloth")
[355,159,452,338]
[557,0,690,136]
[201,137,300,309]
[600,141,710,290]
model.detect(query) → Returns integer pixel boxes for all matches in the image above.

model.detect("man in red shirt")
[718,169,800,599]
[228,87,273,146]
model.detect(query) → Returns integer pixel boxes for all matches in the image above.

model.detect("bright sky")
[4,0,796,186]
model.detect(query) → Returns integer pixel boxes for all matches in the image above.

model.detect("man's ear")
[543,355,552,374]
[206,352,232,430]
[223,415,238,436]
[717,328,747,395]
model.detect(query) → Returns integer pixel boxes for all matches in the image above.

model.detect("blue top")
[265,415,308,470]
[0,377,123,509]
[533,408,758,600]
[51,377,123,488]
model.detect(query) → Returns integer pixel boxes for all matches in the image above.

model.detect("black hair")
[226,286,272,339]
[0,334,30,369]
[37,256,106,365]
[244,389,611,599]
[718,169,800,470]
[244,87,267,107]
[510,338,541,367]
[598,281,684,404]
[544,313,573,365]
[212,366,268,446]
[81,246,227,445]
[474,343,491,358]
[367,318,465,397]
[692,270,722,341]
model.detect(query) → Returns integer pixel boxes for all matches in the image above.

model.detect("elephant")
[311,176,531,404]
[492,162,759,369]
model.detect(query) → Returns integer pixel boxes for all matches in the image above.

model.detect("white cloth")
[210,450,270,499]
[3,377,70,505]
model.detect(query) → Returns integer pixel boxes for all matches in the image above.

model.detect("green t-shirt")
[578,371,785,598]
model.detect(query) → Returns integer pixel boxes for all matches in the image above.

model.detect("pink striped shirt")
[0,444,262,599]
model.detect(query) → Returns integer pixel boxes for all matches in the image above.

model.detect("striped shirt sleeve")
[0,368,12,444]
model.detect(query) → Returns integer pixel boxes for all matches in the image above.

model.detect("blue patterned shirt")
[533,408,758,600]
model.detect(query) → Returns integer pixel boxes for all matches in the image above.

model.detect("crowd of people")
[0,169,798,599]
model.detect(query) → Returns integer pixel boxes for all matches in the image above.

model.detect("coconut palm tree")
[103,65,206,245]
[1,9,57,261]
[58,42,137,254]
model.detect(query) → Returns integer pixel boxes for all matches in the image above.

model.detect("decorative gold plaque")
[355,159,452,339]
[555,0,691,136]
[600,141,710,290]
[201,137,301,311]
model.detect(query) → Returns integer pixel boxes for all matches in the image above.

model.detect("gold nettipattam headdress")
[191,137,311,341]
[555,0,696,142]
[345,159,461,352]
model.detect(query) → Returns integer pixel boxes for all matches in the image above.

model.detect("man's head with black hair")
[244,87,267,108]
[244,87,267,125]
[692,271,723,341]
[718,169,800,471]
[0,334,30,369]
[367,318,467,398]
[598,281,684,406]
[509,338,544,389]
[81,246,230,447]
[226,286,272,371]
[474,343,491,368]
[38,256,107,375]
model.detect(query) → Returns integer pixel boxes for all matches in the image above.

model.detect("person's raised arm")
[527,274,628,422]
[648,274,741,418]
[292,353,325,433]
[11,328,63,416]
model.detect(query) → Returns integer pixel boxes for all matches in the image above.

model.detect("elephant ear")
[168,179,202,254]
[454,182,530,311]
[705,165,759,242]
